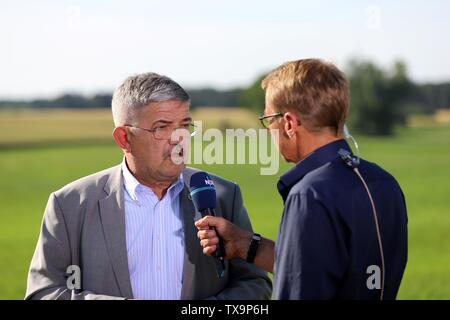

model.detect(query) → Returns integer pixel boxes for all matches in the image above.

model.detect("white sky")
[1,0,449,99]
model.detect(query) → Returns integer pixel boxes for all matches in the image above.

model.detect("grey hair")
[111,72,190,126]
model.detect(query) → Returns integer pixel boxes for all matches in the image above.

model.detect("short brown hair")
[261,59,349,136]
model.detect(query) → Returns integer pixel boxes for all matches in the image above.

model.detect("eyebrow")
[152,117,192,125]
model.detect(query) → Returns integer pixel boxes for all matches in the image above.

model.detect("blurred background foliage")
[3,59,448,137]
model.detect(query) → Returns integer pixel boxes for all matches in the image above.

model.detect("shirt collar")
[277,139,352,202]
[121,158,184,204]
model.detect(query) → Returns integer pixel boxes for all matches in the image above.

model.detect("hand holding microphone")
[195,216,252,261]
[189,172,230,277]
[190,172,275,274]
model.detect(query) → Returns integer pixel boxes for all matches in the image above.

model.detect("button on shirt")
[274,139,408,300]
[121,160,185,300]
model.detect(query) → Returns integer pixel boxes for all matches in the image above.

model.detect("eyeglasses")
[258,112,284,129]
[124,123,197,140]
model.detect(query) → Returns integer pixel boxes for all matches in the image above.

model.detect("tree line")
[1,59,449,135]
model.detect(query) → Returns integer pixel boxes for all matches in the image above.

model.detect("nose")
[169,133,183,145]
[170,128,189,144]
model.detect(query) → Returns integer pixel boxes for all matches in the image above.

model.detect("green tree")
[346,59,412,136]
[238,74,267,114]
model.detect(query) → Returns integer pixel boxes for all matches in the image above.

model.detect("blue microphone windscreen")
[189,172,216,211]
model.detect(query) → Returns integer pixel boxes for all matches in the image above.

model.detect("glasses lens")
[260,117,270,129]
[153,126,173,140]
[153,124,197,140]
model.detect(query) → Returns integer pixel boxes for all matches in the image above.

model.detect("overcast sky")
[1,0,449,99]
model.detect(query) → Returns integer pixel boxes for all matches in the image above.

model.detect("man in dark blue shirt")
[274,138,407,299]
[195,59,408,299]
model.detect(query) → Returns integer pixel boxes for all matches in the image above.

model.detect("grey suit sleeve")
[211,184,272,300]
[25,193,125,300]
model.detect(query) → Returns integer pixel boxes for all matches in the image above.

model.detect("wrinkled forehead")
[139,100,191,124]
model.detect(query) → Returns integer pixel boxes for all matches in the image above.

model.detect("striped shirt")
[121,160,185,300]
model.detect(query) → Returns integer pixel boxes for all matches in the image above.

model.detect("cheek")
[135,139,165,159]
[270,130,281,152]
[273,132,292,160]
[151,142,168,159]
[270,126,286,150]
[278,138,288,156]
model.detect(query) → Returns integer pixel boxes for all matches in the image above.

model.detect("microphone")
[189,171,226,278]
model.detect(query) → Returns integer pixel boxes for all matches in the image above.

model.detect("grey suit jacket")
[25,165,272,300]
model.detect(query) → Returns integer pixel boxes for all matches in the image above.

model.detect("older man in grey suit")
[25,72,272,300]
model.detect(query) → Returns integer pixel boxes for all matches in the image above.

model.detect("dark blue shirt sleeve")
[275,190,349,299]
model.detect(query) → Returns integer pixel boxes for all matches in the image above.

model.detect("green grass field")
[0,109,449,299]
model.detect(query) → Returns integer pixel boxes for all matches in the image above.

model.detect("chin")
[281,151,299,163]
[163,162,185,177]
[282,156,294,163]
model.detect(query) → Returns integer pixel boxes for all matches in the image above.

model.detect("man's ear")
[283,112,299,138]
[113,126,132,152]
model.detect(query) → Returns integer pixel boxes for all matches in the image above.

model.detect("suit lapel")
[98,165,134,299]
[180,169,203,300]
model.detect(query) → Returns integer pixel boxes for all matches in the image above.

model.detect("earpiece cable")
[353,167,386,300]
[342,125,385,300]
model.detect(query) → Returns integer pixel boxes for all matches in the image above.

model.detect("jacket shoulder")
[53,165,121,199]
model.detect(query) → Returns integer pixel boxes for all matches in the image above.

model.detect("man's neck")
[136,178,173,200]
[297,133,342,162]
[124,159,176,200]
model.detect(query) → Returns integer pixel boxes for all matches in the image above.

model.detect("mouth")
[168,144,184,161]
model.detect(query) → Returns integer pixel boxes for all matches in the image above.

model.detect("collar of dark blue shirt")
[277,139,352,202]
